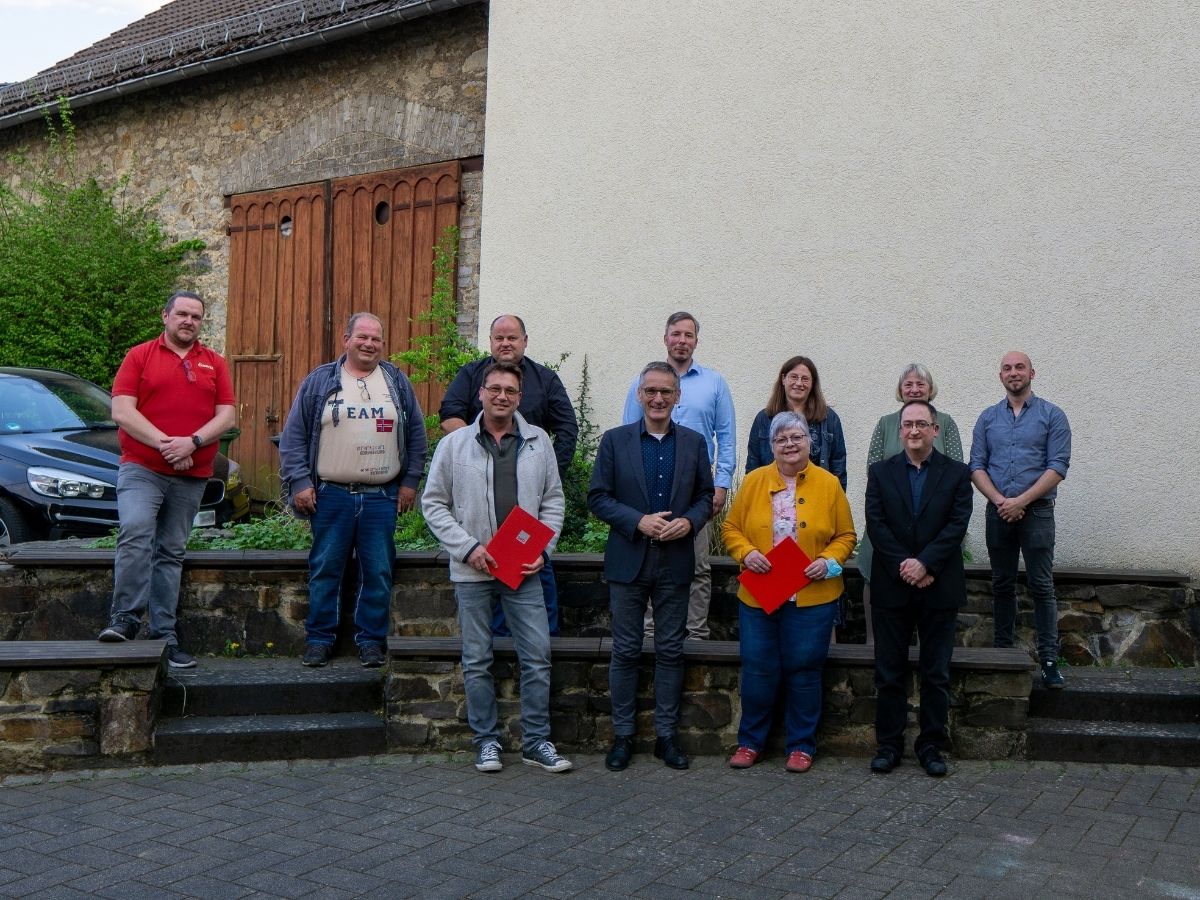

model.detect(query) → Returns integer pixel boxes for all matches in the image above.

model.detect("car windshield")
[0,371,115,433]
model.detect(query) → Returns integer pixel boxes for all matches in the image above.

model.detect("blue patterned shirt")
[640,422,677,511]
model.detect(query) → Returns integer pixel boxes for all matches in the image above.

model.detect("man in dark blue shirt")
[440,315,578,636]
[588,362,714,772]
[969,351,1072,688]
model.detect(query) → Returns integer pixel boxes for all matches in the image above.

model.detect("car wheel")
[0,497,35,547]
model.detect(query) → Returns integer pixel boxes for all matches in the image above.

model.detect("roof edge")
[0,0,483,134]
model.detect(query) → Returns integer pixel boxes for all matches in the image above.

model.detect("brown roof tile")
[0,0,476,121]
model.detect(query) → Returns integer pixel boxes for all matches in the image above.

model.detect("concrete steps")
[1026,667,1200,766]
[155,657,386,764]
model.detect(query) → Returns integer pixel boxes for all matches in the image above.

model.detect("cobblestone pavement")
[1,754,1198,899]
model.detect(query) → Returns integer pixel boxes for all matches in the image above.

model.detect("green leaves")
[0,103,204,387]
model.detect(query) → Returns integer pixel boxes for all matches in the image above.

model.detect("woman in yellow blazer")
[722,411,856,773]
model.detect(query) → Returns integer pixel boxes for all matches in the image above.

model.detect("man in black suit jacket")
[865,400,973,777]
[588,362,714,772]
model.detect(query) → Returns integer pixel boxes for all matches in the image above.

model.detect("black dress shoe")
[918,748,948,777]
[653,736,689,770]
[605,736,635,771]
[870,748,900,773]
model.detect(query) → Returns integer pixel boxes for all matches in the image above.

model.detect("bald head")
[999,351,1034,399]
[489,315,529,364]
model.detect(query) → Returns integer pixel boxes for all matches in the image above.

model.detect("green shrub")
[0,102,205,386]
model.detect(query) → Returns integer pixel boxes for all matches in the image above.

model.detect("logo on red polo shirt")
[376,418,394,433]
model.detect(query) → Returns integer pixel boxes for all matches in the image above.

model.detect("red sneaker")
[785,751,813,773]
[728,746,761,768]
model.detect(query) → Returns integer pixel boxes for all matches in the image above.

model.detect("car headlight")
[28,467,112,499]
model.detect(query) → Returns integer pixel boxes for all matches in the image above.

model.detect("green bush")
[0,102,204,386]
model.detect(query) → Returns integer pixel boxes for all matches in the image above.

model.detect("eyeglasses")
[783,375,812,385]
[900,420,935,432]
[356,378,371,401]
[772,435,808,447]
[483,385,520,398]
[640,388,676,399]
[182,359,195,383]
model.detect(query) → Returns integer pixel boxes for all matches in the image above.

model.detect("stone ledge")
[0,641,167,669]
[2,545,1191,586]
[387,636,1034,672]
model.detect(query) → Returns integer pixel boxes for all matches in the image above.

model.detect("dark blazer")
[587,421,714,584]
[865,448,973,610]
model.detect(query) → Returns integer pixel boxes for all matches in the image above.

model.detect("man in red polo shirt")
[97,291,236,668]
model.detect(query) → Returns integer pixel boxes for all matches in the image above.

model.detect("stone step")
[154,711,386,764]
[1028,667,1200,724]
[161,657,383,717]
[1025,718,1200,766]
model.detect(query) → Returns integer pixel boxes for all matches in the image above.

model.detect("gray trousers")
[109,462,206,646]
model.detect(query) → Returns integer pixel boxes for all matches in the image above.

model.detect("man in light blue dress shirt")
[622,311,736,639]
[969,351,1071,688]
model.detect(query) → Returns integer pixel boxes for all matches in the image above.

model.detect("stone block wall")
[0,553,1194,666]
[0,662,161,773]
[385,652,1032,760]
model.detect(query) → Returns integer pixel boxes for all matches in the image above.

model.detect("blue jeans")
[986,501,1059,663]
[307,482,397,647]
[872,603,957,758]
[736,600,837,755]
[609,545,688,738]
[456,577,551,751]
[492,559,559,636]
[110,462,207,647]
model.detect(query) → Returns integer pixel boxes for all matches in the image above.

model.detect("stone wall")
[0,553,1194,667]
[0,5,488,350]
[0,660,161,772]
[385,650,1032,760]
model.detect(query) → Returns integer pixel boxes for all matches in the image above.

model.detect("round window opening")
[374,201,390,226]
[279,216,294,238]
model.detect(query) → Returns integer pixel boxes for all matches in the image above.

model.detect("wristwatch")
[191,435,203,449]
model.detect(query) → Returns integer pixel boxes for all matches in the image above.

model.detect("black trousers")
[872,603,957,757]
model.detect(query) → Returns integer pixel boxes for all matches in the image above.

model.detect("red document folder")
[485,506,556,590]
[736,536,814,613]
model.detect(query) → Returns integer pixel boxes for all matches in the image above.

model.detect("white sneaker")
[522,739,573,773]
[475,740,503,772]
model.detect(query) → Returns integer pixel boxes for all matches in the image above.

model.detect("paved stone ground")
[1,754,1198,899]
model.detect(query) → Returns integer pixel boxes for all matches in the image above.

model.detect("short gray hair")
[345,311,383,337]
[769,411,809,442]
[895,362,938,402]
[638,360,679,388]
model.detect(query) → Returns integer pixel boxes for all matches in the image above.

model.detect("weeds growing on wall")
[0,100,205,386]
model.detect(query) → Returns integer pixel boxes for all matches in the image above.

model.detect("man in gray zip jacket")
[278,312,426,669]
[422,361,571,774]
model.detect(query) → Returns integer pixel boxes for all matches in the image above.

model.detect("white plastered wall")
[479,1,1200,575]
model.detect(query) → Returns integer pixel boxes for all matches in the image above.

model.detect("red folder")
[736,536,814,613]
[485,506,556,590]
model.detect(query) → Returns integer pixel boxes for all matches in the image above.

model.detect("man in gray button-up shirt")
[969,351,1072,688]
